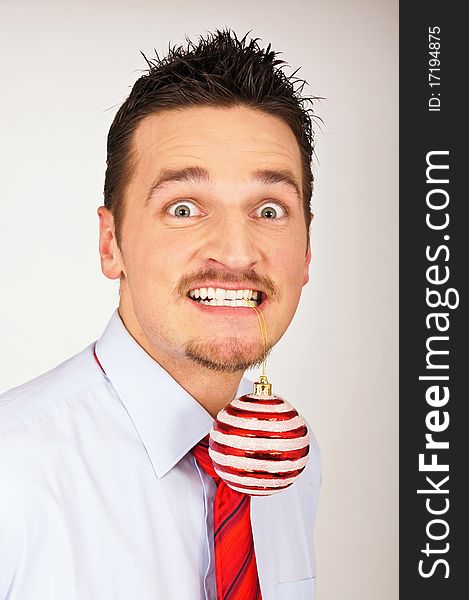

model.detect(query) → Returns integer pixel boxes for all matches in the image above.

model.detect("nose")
[201,212,262,272]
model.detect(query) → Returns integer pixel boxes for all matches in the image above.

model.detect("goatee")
[184,337,271,373]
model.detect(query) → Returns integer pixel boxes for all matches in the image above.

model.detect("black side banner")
[400,2,466,598]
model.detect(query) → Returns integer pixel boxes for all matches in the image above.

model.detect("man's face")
[103,105,311,372]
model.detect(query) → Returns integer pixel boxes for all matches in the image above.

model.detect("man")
[0,31,320,599]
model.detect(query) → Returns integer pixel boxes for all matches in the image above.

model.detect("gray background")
[0,0,398,597]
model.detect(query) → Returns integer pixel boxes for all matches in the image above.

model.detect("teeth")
[189,287,262,306]
[198,298,255,307]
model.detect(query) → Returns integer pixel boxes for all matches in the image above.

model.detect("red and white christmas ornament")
[209,375,310,496]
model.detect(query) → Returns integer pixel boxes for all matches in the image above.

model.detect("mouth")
[187,286,264,308]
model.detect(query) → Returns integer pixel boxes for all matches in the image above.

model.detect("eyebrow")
[145,166,302,205]
[251,168,302,201]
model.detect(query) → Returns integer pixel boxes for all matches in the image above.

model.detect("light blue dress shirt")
[0,310,320,599]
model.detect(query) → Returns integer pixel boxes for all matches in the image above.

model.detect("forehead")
[130,105,302,186]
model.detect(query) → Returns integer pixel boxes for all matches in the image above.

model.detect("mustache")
[174,268,280,301]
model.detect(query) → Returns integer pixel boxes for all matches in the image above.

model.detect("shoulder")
[0,342,110,519]
[0,342,105,436]
[0,343,106,594]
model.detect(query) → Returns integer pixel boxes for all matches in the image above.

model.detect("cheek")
[270,246,307,308]
[125,229,185,296]
[270,238,307,280]
[122,231,158,290]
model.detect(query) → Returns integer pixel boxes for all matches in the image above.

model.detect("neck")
[117,306,244,418]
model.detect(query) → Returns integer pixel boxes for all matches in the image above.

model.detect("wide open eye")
[167,200,201,218]
[255,202,286,220]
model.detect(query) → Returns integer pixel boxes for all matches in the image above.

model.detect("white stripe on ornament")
[209,448,308,473]
[213,468,298,488]
[230,398,294,413]
[210,429,309,451]
[217,411,305,432]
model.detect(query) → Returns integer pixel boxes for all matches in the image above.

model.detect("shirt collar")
[95,310,253,478]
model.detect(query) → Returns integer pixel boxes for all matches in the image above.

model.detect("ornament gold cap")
[253,375,272,397]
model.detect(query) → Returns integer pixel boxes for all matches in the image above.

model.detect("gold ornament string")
[248,302,268,377]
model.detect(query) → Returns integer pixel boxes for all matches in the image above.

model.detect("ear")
[303,212,313,286]
[303,241,312,286]
[97,206,124,280]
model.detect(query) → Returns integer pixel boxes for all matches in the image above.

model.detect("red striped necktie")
[192,435,263,600]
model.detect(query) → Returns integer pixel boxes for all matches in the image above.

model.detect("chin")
[183,336,269,373]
